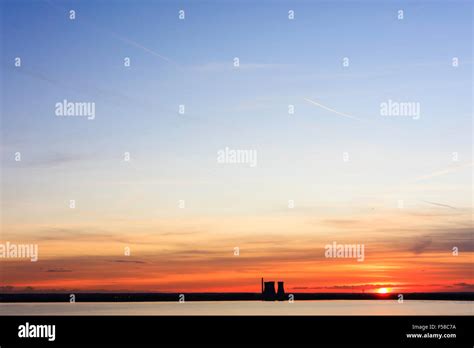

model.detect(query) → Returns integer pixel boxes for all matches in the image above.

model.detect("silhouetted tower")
[276,281,286,301]
[261,278,286,301]
[263,281,276,301]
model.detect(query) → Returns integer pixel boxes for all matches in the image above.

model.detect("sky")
[0,0,472,294]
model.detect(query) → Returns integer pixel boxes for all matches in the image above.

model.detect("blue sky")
[1,0,472,220]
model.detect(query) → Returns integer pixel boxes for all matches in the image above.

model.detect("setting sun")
[377,288,390,294]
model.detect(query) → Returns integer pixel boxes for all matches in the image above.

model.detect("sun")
[377,287,390,294]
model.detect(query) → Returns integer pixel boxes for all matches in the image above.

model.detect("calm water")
[1,300,472,315]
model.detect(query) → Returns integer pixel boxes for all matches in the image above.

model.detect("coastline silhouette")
[1,277,473,303]
[1,292,473,302]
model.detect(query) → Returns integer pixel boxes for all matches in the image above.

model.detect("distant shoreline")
[1,292,473,303]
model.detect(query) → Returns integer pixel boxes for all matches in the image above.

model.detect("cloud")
[22,153,86,168]
[12,66,161,115]
[291,282,464,291]
[109,260,146,264]
[322,219,363,227]
[452,283,474,290]
[292,283,400,290]
[45,268,73,273]
[412,237,433,254]
[0,286,35,292]
[378,227,474,254]
[29,227,118,242]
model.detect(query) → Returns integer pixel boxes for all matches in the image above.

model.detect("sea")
[1,300,472,315]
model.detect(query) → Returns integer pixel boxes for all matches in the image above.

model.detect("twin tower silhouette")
[261,277,286,301]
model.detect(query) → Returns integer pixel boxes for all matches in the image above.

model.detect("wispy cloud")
[411,237,433,254]
[109,260,147,264]
[23,153,86,168]
[292,283,401,290]
[452,283,474,290]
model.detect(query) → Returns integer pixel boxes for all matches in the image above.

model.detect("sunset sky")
[1,0,472,294]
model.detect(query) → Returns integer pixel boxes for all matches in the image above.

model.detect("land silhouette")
[1,292,472,302]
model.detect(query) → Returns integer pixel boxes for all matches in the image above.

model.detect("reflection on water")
[1,300,473,316]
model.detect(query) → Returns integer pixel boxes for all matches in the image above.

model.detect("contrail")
[421,200,457,210]
[380,161,473,199]
[44,0,179,67]
[304,97,365,122]
[110,33,179,67]
[413,162,473,182]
